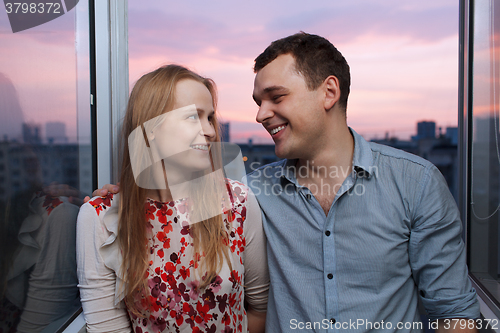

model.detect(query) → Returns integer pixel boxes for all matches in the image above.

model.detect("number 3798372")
[5,3,62,14]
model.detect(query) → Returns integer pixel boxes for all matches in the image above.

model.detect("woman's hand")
[83,183,120,203]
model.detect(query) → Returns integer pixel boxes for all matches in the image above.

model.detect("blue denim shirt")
[245,128,479,333]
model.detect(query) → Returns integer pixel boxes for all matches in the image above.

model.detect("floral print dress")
[78,179,268,333]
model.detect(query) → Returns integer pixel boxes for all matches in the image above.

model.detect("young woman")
[76,65,268,333]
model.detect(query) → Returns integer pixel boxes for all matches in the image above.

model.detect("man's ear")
[323,75,341,111]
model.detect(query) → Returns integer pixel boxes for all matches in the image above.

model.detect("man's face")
[253,54,324,159]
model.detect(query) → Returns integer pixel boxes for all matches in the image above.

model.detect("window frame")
[61,0,128,331]
[460,0,500,320]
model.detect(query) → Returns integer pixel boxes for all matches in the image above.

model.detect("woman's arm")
[76,202,131,333]
[247,307,266,333]
[242,189,269,333]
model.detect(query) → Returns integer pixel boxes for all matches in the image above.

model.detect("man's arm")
[409,165,480,325]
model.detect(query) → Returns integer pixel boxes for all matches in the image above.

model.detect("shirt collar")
[279,159,299,186]
[349,127,376,179]
[278,127,376,185]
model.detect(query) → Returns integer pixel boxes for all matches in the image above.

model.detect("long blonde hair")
[118,65,232,315]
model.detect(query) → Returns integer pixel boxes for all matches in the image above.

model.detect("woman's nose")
[201,119,216,140]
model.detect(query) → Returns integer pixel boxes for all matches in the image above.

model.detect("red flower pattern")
[89,193,114,216]
[125,180,250,332]
[39,192,63,216]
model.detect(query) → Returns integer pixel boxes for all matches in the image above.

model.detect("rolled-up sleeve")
[409,165,480,320]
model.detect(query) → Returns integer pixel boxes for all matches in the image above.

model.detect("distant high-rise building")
[445,127,458,145]
[22,122,41,144]
[416,121,436,140]
[46,121,67,143]
[0,73,24,142]
[220,122,230,142]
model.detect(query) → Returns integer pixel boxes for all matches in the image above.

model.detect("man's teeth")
[191,144,208,151]
[270,125,286,135]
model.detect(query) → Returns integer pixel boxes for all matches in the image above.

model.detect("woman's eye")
[187,114,198,120]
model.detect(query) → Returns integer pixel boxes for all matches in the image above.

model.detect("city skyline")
[0,117,461,145]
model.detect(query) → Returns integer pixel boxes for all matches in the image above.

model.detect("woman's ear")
[147,130,161,163]
[323,75,341,111]
[146,128,155,142]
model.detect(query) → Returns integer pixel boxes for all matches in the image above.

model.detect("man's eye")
[272,95,284,102]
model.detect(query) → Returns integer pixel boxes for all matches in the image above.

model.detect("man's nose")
[256,102,273,124]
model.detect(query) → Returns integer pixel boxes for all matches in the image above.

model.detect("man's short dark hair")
[254,32,351,110]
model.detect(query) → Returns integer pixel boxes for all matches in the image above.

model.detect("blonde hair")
[118,65,232,315]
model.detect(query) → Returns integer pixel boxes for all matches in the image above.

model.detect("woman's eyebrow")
[196,108,215,115]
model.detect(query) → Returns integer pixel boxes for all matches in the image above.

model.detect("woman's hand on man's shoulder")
[83,183,121,203]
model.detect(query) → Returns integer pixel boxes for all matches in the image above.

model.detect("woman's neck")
[147,189,173,203]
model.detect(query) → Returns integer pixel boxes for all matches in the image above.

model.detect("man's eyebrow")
[263,86,289,94]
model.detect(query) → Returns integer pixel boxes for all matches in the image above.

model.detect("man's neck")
[295,125,354,184]
[294,125,354,215]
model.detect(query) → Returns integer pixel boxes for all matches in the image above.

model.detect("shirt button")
[325,230,331,236]
[330,318,336,324]
[327,273,333,279]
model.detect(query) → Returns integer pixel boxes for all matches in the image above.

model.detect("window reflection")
[0,1,91,331]
[469,0,500,306]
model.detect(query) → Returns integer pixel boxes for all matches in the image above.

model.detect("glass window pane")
[469,0,500,306]
[0,1,91,331]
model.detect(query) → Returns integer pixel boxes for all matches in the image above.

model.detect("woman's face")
[149,79,216,175]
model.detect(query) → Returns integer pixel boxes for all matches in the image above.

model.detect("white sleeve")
[242,190,269,312]
[76,202,132,333]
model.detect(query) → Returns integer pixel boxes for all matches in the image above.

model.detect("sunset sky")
[128,0,460,143]
[0,1,460,143]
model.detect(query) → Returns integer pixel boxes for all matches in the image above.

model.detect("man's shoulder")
[368,141,434,170]
[246,159,287,179]
[351,128,435,177]
[244,160,288,195]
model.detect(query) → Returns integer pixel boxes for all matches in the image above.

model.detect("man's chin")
[274,147,293,159]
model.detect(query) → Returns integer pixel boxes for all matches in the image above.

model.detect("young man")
[247,32,479,332]
[90,32,479,332]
